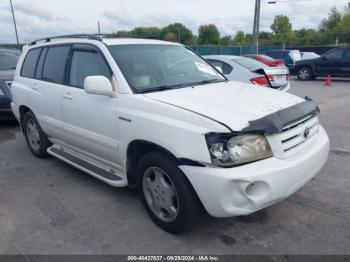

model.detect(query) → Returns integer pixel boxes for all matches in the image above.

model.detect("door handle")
[63,93,73,100]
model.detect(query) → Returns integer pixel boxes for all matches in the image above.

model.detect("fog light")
[244,181,270,200]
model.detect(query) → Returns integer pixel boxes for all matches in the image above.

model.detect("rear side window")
[21,48,41,78]
[42,46,70,84]
[69,50,112,88]
[207,59,233,75]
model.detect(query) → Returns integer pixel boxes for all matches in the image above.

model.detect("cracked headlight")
[205,133,272,167]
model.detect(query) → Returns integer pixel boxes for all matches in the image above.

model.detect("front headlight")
[0,88,4,96]
[205,133,272,167]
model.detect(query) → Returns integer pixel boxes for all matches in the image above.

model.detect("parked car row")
[0,47,20,120]
[8,34,329,233]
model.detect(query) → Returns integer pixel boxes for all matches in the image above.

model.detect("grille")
[279,114,319,155]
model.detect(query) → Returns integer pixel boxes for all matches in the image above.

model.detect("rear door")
[25,45,71,139]
[61,44,119,164]
[316,49,344,76]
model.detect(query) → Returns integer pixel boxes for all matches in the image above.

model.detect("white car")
[11,35,329,233]
[205,55,290,91]
[301,52,320,60]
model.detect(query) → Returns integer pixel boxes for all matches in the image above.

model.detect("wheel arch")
[19,105,32,131]
[126,139,181,188]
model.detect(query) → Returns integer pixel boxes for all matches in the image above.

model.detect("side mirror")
[215,66,223,74]
[84,76,113,97]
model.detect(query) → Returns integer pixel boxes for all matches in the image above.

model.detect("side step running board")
[47,146,127,187]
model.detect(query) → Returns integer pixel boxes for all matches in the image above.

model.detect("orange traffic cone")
[325,75,332,86]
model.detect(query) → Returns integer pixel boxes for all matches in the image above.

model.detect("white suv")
[11,35,329,233]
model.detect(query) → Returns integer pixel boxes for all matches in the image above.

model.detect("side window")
[21,48,41,78]
[35,48,48,79]
[326,49,344,61]
[69,49,112,88]
[42,46,71,84]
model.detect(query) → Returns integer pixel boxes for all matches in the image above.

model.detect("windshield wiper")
[0,67,16,70]
[137,85,179,94]
[137,79,226,94]
[189,79,226,87]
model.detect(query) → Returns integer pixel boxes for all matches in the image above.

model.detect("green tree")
[271,15,293,46]
[320,7,342,31]
[220,36,232,46]
[161,23,193,44]
[129,27,162,39]
[198,24,220,45]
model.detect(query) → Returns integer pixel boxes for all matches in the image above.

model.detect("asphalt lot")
[0,78,349,255]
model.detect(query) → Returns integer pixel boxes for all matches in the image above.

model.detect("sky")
[0,0,349,44]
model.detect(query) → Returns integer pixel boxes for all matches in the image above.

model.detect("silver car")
[205,55,290,91]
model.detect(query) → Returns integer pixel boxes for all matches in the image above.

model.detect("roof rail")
[30,34,103,46]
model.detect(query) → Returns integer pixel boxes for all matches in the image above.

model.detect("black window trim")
[65,43,113,89]
[35,47,48,80]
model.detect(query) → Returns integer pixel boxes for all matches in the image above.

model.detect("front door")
[61,44,119,165]
[316,49,344,76]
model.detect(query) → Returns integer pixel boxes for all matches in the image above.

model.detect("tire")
[297,66,313,81]
[22,111,51,158]
[136,150,201,234]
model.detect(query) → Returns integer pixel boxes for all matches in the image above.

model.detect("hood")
[144,81,303,131]
[0,69,15,81]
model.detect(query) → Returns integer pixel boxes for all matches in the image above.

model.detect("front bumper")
[180,126,329,217]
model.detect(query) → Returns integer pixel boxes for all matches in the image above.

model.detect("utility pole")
[9,0,19,47]
[252,1,276,54]
[98,21,101,35]
[252,0,261,54]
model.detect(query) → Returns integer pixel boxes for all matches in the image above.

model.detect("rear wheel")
[297,67,313,81]
[23,111,51,158]
[136,151,201,234]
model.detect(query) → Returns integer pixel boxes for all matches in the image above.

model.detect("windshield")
[289,50,302,61]
[233,57,268,71]
[0,52,19,70]
[108,44,225,93]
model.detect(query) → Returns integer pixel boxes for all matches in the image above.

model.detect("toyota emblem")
[304,127,311,138]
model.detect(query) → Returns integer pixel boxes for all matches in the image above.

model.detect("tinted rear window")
[233,57,267,71]
[21,48,41,78]
[42,46,70,84]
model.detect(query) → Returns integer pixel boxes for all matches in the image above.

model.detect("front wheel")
[297,67,313,81]
[136,151,201,234]
[23,111,51,158]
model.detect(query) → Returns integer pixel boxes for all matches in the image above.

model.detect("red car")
[243,54,285,67]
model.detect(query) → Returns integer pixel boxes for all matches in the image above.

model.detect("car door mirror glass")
[84,76,114,96]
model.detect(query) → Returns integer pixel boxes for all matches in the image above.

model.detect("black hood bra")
[241,97,319,135]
